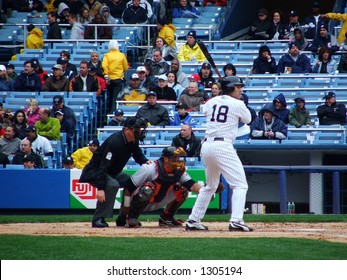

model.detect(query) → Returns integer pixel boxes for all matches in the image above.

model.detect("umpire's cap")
[123,117,147,128]
[221,76,244,91]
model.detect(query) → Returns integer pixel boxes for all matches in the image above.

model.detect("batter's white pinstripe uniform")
[188,94,251,224]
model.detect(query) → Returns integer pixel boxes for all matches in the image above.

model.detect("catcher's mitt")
[215,182,225,193]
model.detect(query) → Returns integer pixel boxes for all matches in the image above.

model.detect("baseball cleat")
[126,218,142,228]
[185,220,208,231]
[229,221,253,232]
[159,217,183,227]
[115,216,126,227]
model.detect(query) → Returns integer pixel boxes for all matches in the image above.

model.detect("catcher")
[116,146,224,227]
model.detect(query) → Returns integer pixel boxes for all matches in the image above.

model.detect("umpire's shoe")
[92,218,109,228]
[185,220,208,231]
[229,221,253,232]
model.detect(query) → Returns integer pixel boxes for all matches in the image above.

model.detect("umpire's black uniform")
[80,123,148,227]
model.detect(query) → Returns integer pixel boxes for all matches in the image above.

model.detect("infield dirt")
[1,222,347,244]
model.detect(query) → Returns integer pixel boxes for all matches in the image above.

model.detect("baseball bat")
[197,40,223,81]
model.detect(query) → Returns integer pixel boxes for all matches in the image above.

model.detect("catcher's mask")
[123,117,148,142]
[162,146,187,171]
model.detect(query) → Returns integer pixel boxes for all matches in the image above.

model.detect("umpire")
[79,117,149,228]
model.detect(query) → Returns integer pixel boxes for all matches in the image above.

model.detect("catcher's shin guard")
[128,183,154,219]
[162,188,188,219]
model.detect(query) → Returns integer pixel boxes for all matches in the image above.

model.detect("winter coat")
[0,77,14,91]
[170,112,197,127]
[277,53,312,74]
[84,19,112,40]
[13,72,42,92]
[304,15,329,39]
[171,132,201,157]
[122,5,148,24]
[102,45,128,80]
[71,22,84,39]
[26,27,44,49]
[317,102,347,125]
[247,18,274,40]
[325,13,347,45]
[69,73,101,96]
[144,44,176,62]
[43,75,69,92]
[135,103,170,126]
[271,93,290,124]
[307,33,339,53]
[177,42,206,62]
[151,85,176,101]
[289,105,311,127]
[177,91,204,112]
[252,45,278,74]
[172,4,200,18]
[47,21,62,40]
[158,24,177,49]
[250,104,287,140]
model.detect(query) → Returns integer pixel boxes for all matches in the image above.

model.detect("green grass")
[1,235,347,260]
[1,214,346,260]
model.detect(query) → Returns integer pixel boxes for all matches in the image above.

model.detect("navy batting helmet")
[221,76,244,91]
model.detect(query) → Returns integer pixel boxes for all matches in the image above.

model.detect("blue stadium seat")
[305,78,331,88]
[213,42,238,50]
[276,79,304,88]
[146,148,164,158]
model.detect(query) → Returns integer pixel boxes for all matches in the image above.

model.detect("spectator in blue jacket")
[172,0,200,18]
[170,102,197,127]
[250,104,287,140]
[270,93,290,125]
[252,45,278,74]
[13,60,42,92]
[277,42,311,74]
[312,46,337,74]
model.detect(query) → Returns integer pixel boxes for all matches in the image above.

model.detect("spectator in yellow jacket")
[72,138,99,169]
[177,30,206,62]
[157,18,177,49]
[323,13,347,45]
[102,40,129,113]
[26,24,44,49]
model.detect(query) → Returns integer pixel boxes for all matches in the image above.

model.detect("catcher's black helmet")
[221,76,244,91]
[162,146,177,157]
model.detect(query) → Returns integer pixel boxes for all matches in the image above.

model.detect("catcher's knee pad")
[129,182,155,218]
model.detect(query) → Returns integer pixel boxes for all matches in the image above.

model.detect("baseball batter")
[186,76,253,231]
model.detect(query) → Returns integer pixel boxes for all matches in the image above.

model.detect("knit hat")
[319,22,328,31]
[187,30,196,39]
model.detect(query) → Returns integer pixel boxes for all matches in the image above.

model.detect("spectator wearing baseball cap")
[277,41,311,74]
[23,154,37,169]
[0,65,14,91]
[59,50,78,80]
[199,62,215,88]
[23,125,54,158]
[283,10,300,40]
[177,30,206,62]
[43,64,69,92]
[71,138,99,169]
[117,73,148,104]
[108,109,126,126]
[246,8,274,40]
[172,0,200,19]
[303,2,329,40]
[317,92,347,125]
[62,155,75,169]
[5,64,17,80]
[135,91,170,126]
[50,95,76,152]
[150,74,177,101]
[30,58,49,86]
[306,22,340,54]
[170,102,197,127]
[13,60,42,92]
